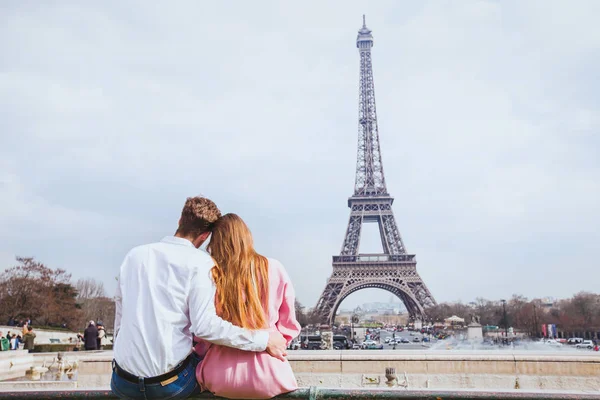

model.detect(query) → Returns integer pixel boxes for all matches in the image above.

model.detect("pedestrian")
[83,321,98,351]
[10,334,17,350]
[23,326,36,353]
[97,324,105,350]
[0,333,9,352]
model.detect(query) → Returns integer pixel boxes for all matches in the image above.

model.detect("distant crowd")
[75,320,107,351]
[0,318,36,352]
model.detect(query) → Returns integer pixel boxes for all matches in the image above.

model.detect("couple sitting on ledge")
[111,196,300,400]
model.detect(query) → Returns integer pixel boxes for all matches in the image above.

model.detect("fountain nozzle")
[385,367,397,386]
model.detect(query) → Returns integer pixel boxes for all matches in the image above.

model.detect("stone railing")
[1,389,600,400]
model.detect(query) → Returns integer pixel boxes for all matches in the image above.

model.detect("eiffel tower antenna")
[314,17,436,326]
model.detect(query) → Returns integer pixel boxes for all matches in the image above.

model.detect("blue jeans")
[110,354,201,400]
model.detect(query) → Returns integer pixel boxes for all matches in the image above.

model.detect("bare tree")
[0,257,82,328]
[73,278,115,331]
[75,278,106,301]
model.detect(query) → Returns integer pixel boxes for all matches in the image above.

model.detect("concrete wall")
[66,350,600,392]
[289,351,600,392]
[0,350,34,381]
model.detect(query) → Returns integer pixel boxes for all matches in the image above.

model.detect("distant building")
[540,297,555,308]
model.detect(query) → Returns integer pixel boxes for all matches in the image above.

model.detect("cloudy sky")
[1,1,599,310]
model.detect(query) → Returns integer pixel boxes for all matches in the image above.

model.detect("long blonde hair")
[207,213,269,329]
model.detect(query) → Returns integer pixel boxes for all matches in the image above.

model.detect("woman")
[195,213,300,399]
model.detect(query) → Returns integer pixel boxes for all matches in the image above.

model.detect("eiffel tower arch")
[314,16,436,326]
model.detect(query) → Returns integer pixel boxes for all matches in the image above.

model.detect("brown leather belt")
[112,353,193,385]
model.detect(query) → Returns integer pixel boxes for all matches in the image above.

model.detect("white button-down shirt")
[113,236,269,377]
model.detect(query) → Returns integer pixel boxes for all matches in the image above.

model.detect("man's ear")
[192,231,211,248]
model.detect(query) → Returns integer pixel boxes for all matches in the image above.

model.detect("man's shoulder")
[185,249,215,272]
[121,243,153,263]
[124,242,214,272]
[127,242,159,256]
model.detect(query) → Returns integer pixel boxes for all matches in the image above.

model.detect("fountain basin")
[1,350,598,393]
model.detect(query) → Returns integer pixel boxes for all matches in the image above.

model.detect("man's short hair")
[27,326,32,332]
[177,197,221,237]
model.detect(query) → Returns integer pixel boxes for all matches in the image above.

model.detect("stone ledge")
[52,349,600,363]
[1,388,600,400]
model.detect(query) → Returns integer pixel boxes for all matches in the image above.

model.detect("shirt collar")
[160,236,195,248]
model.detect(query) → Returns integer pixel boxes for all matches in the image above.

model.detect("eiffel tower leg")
[380,214,406,255]
[314,273,346,325]
[340,214,363,255]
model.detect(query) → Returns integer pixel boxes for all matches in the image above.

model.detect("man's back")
[84,325,98,349]
[114,236,213,377]
[23,332,35,350]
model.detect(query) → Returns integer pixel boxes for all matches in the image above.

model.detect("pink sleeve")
[275,267,301,345]
[193,338,211,357]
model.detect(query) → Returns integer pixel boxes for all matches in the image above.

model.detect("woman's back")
[195,258,300,399]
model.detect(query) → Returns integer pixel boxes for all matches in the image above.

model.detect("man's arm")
[188,267,286,360]
[113,258,125,340]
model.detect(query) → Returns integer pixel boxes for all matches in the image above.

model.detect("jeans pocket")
[111,374,139,400]
[147,368,198,400]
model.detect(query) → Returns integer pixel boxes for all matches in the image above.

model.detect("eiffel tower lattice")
[314,16,436,326]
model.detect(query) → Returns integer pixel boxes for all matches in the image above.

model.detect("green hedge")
[31,344,78,353]
[31,343,113,353]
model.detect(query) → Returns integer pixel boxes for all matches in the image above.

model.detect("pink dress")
[195,258,301,399]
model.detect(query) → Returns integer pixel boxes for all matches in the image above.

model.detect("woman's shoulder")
[266,258,291,281]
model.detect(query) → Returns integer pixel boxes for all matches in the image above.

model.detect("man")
[83,321,98,351]
[111,197,287,400]
[23,326,36,353]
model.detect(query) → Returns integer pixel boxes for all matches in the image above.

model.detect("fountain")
[19,352,79,382]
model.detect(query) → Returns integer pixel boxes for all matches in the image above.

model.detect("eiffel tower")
[314,16,436,326]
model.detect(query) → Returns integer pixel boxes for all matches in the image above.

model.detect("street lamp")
[501,299,508,341]
[351,314,359,343]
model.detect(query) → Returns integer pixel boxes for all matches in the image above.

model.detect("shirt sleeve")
[113,258,124,339]
[275,263,302,345]
[188,267,268,352]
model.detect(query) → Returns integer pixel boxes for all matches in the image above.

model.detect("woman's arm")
[275,265,302,345]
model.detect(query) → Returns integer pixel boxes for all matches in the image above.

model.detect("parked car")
[400,338,410,344]
[288,340,300,350]
[576,340,594,349]
[413,337,421,342]
[384,337,391,343]
[362,340,377,348]
[352,343,361,350]
[567,338,583,345]
[543,339,562,347]
[333,335,350,350]
[300,335,323,350]
[364,343,384,350]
